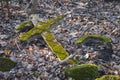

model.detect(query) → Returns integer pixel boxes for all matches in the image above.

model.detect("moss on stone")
[0,57,17,72]
[42,31,76,64]
[64,64,99,80]
[19,26,48,41]
[51,43,69,59]
[16,21,33,32]
[96,75,120,80]
[76,34,112,44]
[18,16,62,41]
[38,21,46,25]
[43,32,56,41]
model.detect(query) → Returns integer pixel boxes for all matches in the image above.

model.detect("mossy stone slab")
[76,34,113,61]
[0,57,17,72]
[76,34,112,44]
[64,64,99,80]
[42,31,76,64]
[96,75,120,80]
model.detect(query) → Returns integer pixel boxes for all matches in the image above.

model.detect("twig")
[14,37,21,51]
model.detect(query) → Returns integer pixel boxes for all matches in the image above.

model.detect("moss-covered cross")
[16,15,76,64]
[16,15,62,41]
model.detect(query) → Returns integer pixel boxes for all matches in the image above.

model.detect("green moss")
[64,64,99,80]
[42,31,76,64]
[96,75,120,80]
[19,27,48,41]
[42,32,68,60]
[33,72,40,78]
[43,32,56,41]
[44,15,63,28]
[76,34,112,44]
[0,57,17,72]
[52,44,69,59]
[18,16,62,41]
[38,21,46,25]
[69,59,77,64]
[16,21,33,32]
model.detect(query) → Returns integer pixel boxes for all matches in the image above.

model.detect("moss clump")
[0,57,17,72]
[96,75,120,80]
[64,64,99,80]
[76,34,112,44]
[42,31,76,64]
[33,72,40,78]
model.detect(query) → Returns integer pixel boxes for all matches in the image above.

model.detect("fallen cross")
[16,15,76,64]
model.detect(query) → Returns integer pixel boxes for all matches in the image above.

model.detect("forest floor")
[0,0,120,80]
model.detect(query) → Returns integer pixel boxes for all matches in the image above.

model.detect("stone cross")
[16,15,76,64]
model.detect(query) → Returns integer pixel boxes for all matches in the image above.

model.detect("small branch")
[14,37,21,51]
